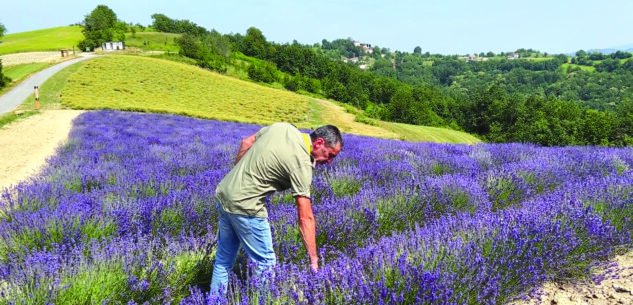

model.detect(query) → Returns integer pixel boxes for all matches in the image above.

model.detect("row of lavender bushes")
[0,110,631,304]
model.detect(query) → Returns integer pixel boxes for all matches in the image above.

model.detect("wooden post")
[34,86,40,110]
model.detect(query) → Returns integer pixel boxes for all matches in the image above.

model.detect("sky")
[2,0,633,55]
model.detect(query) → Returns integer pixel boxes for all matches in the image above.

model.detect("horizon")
[2,0,633,55]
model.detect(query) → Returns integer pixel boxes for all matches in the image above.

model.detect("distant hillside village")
[460,52,520,62]
[342,40,523,70]
[342,41,374,70]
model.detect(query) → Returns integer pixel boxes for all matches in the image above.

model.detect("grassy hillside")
[2,62,53,81]
[561,63,596,72]
[0,26,83,55]
[0,25,478,143]
[61,55,312,124]
[58,55,479,143]
[124,32,181,52]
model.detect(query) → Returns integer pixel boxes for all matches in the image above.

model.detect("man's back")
[215,123,313,217]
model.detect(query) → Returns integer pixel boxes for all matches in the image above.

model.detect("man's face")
[312,138,341,165]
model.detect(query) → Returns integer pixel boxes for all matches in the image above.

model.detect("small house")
[102,41,125,51]
[508,52,520,60]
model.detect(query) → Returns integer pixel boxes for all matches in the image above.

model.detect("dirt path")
[511,250,633,304]
[0,51,78,67]
[0,110,83,190]
[313,98,399,139]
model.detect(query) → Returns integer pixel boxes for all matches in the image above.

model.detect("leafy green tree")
[151,13,207,36]
[0,59,9,88]
[388,87,414,122]
[615,98,633,145]
[151,14,175,32]
[247,62,277,83]
[581,109,616,145]
[413,46,422,56]
[284,74,302,91]
[323,77,349,102]
[0,22,7,88]
[176,33,227,72]
[303,77,322,94]
[78,5,125,51]
[242,27,272,59]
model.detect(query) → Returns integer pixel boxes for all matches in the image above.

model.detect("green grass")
[61,55,312,124]
[0,62,54,106]
[0,26,83,55]
[525,57,553,62]
[379,122,481,144]
[2,62,52,81]
[0,110,39,129]
[561,63,596,73]
[124,31,182,52]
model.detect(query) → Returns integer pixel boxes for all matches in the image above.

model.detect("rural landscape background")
[0,3,632,305]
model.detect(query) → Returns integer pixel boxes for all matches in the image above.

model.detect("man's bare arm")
[235,133,256,164]
[295,195,318,272]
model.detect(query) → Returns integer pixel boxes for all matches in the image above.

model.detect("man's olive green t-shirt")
[215,123,313,218]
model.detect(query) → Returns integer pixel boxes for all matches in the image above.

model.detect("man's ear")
[313,137,325,149]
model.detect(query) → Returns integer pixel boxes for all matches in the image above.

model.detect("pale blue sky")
[2,0,632,55]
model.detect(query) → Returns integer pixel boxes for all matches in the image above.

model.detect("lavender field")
[1,110,632,305]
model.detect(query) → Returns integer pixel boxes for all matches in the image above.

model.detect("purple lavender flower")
[0,110,631,304]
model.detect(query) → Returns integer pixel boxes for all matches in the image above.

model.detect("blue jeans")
[210,201,276,294]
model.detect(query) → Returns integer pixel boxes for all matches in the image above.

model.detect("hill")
[0,26,83,55]
[58,55,479,143]
[1,26,479,144]
[587,43,633,54]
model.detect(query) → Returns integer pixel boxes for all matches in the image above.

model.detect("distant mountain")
[587,43,633,54]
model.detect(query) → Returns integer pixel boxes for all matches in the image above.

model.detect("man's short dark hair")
[310,125,343,148]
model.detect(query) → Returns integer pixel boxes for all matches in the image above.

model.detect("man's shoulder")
[269,122,299,131]
[263,122,302,139]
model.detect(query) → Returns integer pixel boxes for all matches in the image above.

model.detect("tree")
[582,109,616,145]
[78,5,124,51]
[242,27,270,59]
[0,22,9,88]
[151,13,207,36]
[151,13,175,32]
[414,46,422,56]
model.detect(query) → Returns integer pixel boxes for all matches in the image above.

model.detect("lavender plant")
[0,110,631,304]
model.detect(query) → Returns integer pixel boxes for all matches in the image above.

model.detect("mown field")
[61,55,312,124]
[0,110,631,304]
[0,26,83,55]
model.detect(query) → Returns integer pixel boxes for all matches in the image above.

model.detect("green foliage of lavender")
[0,110,632,304]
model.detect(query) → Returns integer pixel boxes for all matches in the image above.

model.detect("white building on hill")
[102,41,125,51]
